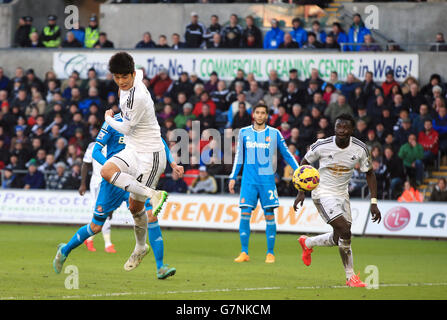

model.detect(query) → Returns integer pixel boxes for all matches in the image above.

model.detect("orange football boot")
[84,239,96,252]
[298,236,313,266]
[346,273,367,288]
[234,252,250,262]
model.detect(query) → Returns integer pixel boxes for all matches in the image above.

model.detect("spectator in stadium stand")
[206,33,225,49]
[242,15,263,49]
[135,32,156,48]
[232,101,252,130]
[47,162,70,190]
[289,17,307,48]
[210,80,230,113]
[382,146,404,198]
[203,14,222,47]
[432,104,447,156]
[84,15,99,48]
[421,74,445,101]
[156,35,170,49]
[41,15,61,48]
[328,22,348,51]
[359,34,381,52]
[303,79,322,107]
[324,94,354,125]
[418,119,439,168]
[298,115,316,150]
[79,87,102,115]
[430,32,447,52]
[302,32,324,49]
[188,83,205,106]
[189,72,204,87]
[157,104,176,123]
[222,14,243,48]
[398,133,424,186]
[340,73,360,99]
[38,153,56,173]
[25,69,44,95]
[94,32,114,48]
[227,93,252,128]
[264,19,285,49]
[162,168,188,194]
[278,33,299,49]
[197,104,216,132]
[188,166,218,194]
[412,103,431,133]
[0,68,9,91]
[311,20,326,44]
[398,180,423,202]
[282,81,304,111]
[66,20,85,45]
[23,159,45,189]
[360,71,378,101]
[322,33,340,50]
[171,33,186,50]
[169,71,193,101]
[245,80,264,106]
[149,68,172,102]
[14,16,36,47]
[429,178,447,202]
[204,71,219,93]
[403,83,426,115]
[174,102,196,129]
[27,32,44,48]
[2,166,23,189]
[347,13,371,52]
[192,91,216,117]
[61,31,83,48]
[269,105,289,129]
[287,69,303,89]
[229,69,249,92]
[185,12,206,48]
[259,83,278,110]
[263,69,284,92]
[381,70,399,99]
[389,93,405,119]
[304,68,324,90]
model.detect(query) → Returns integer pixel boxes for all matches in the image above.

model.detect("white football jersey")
[119,69,163,153]
[304,136,372,201]
[83,141,106,188]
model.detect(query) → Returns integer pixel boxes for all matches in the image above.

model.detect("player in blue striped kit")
[54,112,182,279]
[229,104,299,263]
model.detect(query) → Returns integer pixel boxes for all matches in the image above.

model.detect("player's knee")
[265,214,275,221]
[90,222,102,234]
[147,210,158,223]
[338,227,351,240]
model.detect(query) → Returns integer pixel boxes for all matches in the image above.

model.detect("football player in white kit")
[79,140,116,253]
[100,52,168,269]
[293,114,382,287]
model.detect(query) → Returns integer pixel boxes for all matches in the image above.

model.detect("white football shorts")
[312,197,352,224]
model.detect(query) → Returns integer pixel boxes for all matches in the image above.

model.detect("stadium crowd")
[13,12,447,52]
[1,59,447,200]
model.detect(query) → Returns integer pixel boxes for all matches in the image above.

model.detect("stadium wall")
[0,190,445,239]
[0,49,445,86]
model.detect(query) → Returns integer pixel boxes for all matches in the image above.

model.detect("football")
[292,165,320,191]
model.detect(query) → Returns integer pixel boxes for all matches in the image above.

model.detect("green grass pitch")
[0,224,446,300]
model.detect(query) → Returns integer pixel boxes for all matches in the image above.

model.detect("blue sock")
[265,212,276,255]
[239,210,251,254]
[148,221,164,270]
[61,224,95,257]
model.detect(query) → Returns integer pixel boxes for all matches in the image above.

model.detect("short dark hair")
[335,113,356,128]
[108,52,135,75]
[253,104,268,113]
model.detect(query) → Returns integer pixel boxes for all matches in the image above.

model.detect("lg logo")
[383,207,410,231]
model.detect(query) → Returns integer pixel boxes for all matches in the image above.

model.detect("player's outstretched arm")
[293,158,310,211]
[366,169,381,223]
[104,109,131,135]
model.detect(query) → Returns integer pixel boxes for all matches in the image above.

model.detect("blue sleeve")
[93,122,111,165]
[162,137,175,164]
[229,129,244,180]
[277,130,299,171]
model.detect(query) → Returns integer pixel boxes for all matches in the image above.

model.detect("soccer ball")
[292,165,320,191]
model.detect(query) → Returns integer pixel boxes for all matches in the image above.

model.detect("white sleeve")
[359,148,372,173]
[83,142,94,163]
[304,140,321,164]
[105,115,131,135]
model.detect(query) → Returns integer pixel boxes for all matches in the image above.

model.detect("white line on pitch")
[1,282,447,300]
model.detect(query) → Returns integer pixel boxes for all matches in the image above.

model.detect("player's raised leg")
[298,232,335,266]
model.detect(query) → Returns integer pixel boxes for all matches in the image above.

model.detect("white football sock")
[102,218,112,247]
[338,238,355,279]
[110,172,155,199]
[133,209,148,252]
[305,232,336,249]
